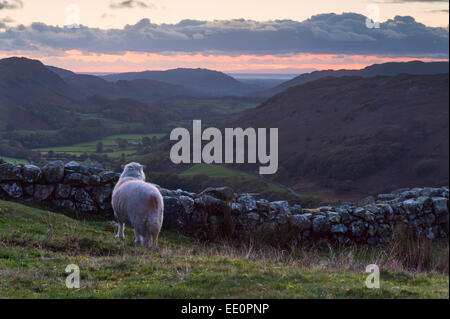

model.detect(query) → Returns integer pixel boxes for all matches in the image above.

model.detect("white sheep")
[112,162,164,249]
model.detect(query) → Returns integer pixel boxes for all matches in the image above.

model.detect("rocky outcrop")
[0,161,448,246]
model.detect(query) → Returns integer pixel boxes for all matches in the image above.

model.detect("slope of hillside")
[0,200,448,298]
[101,68,252,96]
[52,71,201,102]
[0,58,84,130]
[235,73,449,196]
[262,61,449,97]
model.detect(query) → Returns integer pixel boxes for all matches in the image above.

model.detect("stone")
[327,212,341,223]
[98,170,119,183]
[92,184,113,204]
[400,190,420,199]
[377,224,391,237]
[246,212,260,222]
[42,161,65,183]
[350,220,364,237]
[163,196,185,231]
[291,204,303,214]
[424,214,436,226]
[197,195,229,216]
[377,193,395,201]
[275,210,290,225]
[420,187,444,197]
[364,212,375,223]
[199,187,234,201]
[402,198,423,215]
[312,215,330,234]
[230,202,243,216]
[89,175,102,185]
[0,163,22,181]
[22,165,42,183]
[256,199,271,214]
[237,194,257,213]
[179,195,195,215]
[358,196,375,206]
[24,185,34,196]
[55,184,71,199]
[353,207,365,218]
[71,188,94,205]
[159,187,175,197]
[64,173,90,185]
[426,227,436,240]
[337,209,351,224]
[34,184,55,201]
[368,224,377,237]
[331,224,347,233]
[432,197,448,215]
[64,161,89,174]
[290,214,312,231]
[271,201,290,215]
[0,182,23,198]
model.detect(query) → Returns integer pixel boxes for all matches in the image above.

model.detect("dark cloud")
[110,0,154,9]
[0,0,23,10]
[0,13,447,57]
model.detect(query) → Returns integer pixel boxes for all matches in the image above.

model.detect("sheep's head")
[120,162,146,181]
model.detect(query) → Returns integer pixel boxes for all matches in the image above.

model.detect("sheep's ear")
[141,165,147,170]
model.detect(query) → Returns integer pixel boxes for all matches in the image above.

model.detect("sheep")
[112,162,164,249]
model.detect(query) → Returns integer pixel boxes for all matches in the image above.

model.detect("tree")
[142,136,152,146]
[96,142,104,153]
[6,122,15,132]
[115,138,128,150]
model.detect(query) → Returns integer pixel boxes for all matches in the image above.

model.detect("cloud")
[0,0,22,9]
[0,13,448,58]
[110,0,155,9]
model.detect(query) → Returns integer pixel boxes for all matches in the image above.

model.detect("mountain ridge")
[260,61,449,96]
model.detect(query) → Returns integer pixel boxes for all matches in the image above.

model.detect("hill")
[235,73,449,196]
[262,61,449,97]
[51,69,201,102]
[0,200,448,298]
[0,57,189,131]
[0,57,83,131]
[101,68,253,96]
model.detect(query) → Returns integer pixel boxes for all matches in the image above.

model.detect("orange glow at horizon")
[1,51,447,73]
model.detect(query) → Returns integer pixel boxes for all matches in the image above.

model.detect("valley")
[0,57,448,205]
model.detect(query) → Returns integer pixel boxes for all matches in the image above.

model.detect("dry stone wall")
[1,160,448,246]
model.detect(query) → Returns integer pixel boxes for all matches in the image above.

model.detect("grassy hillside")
[0,200,448,298]
[180,164,285,192]
[34,133,165,159]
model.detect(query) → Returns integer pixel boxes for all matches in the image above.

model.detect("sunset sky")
[1,0,448,74]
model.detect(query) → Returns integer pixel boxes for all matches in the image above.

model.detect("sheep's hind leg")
[134,223,147,248]
[115,222,125,239]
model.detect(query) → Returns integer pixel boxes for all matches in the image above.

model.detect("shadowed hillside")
[101,68,254,96]
[236,73,449,197]
[261,61,449,97]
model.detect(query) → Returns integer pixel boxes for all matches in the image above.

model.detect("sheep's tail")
[147,195,159,214]
[146,193,163,231]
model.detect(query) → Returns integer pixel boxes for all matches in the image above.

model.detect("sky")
[0,0,449,73]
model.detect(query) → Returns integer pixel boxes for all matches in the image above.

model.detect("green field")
[34,133,166,158]
[0,200,448,298]
[0,156,29,165]
[167,97,260,114]
[180,164,285,192]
